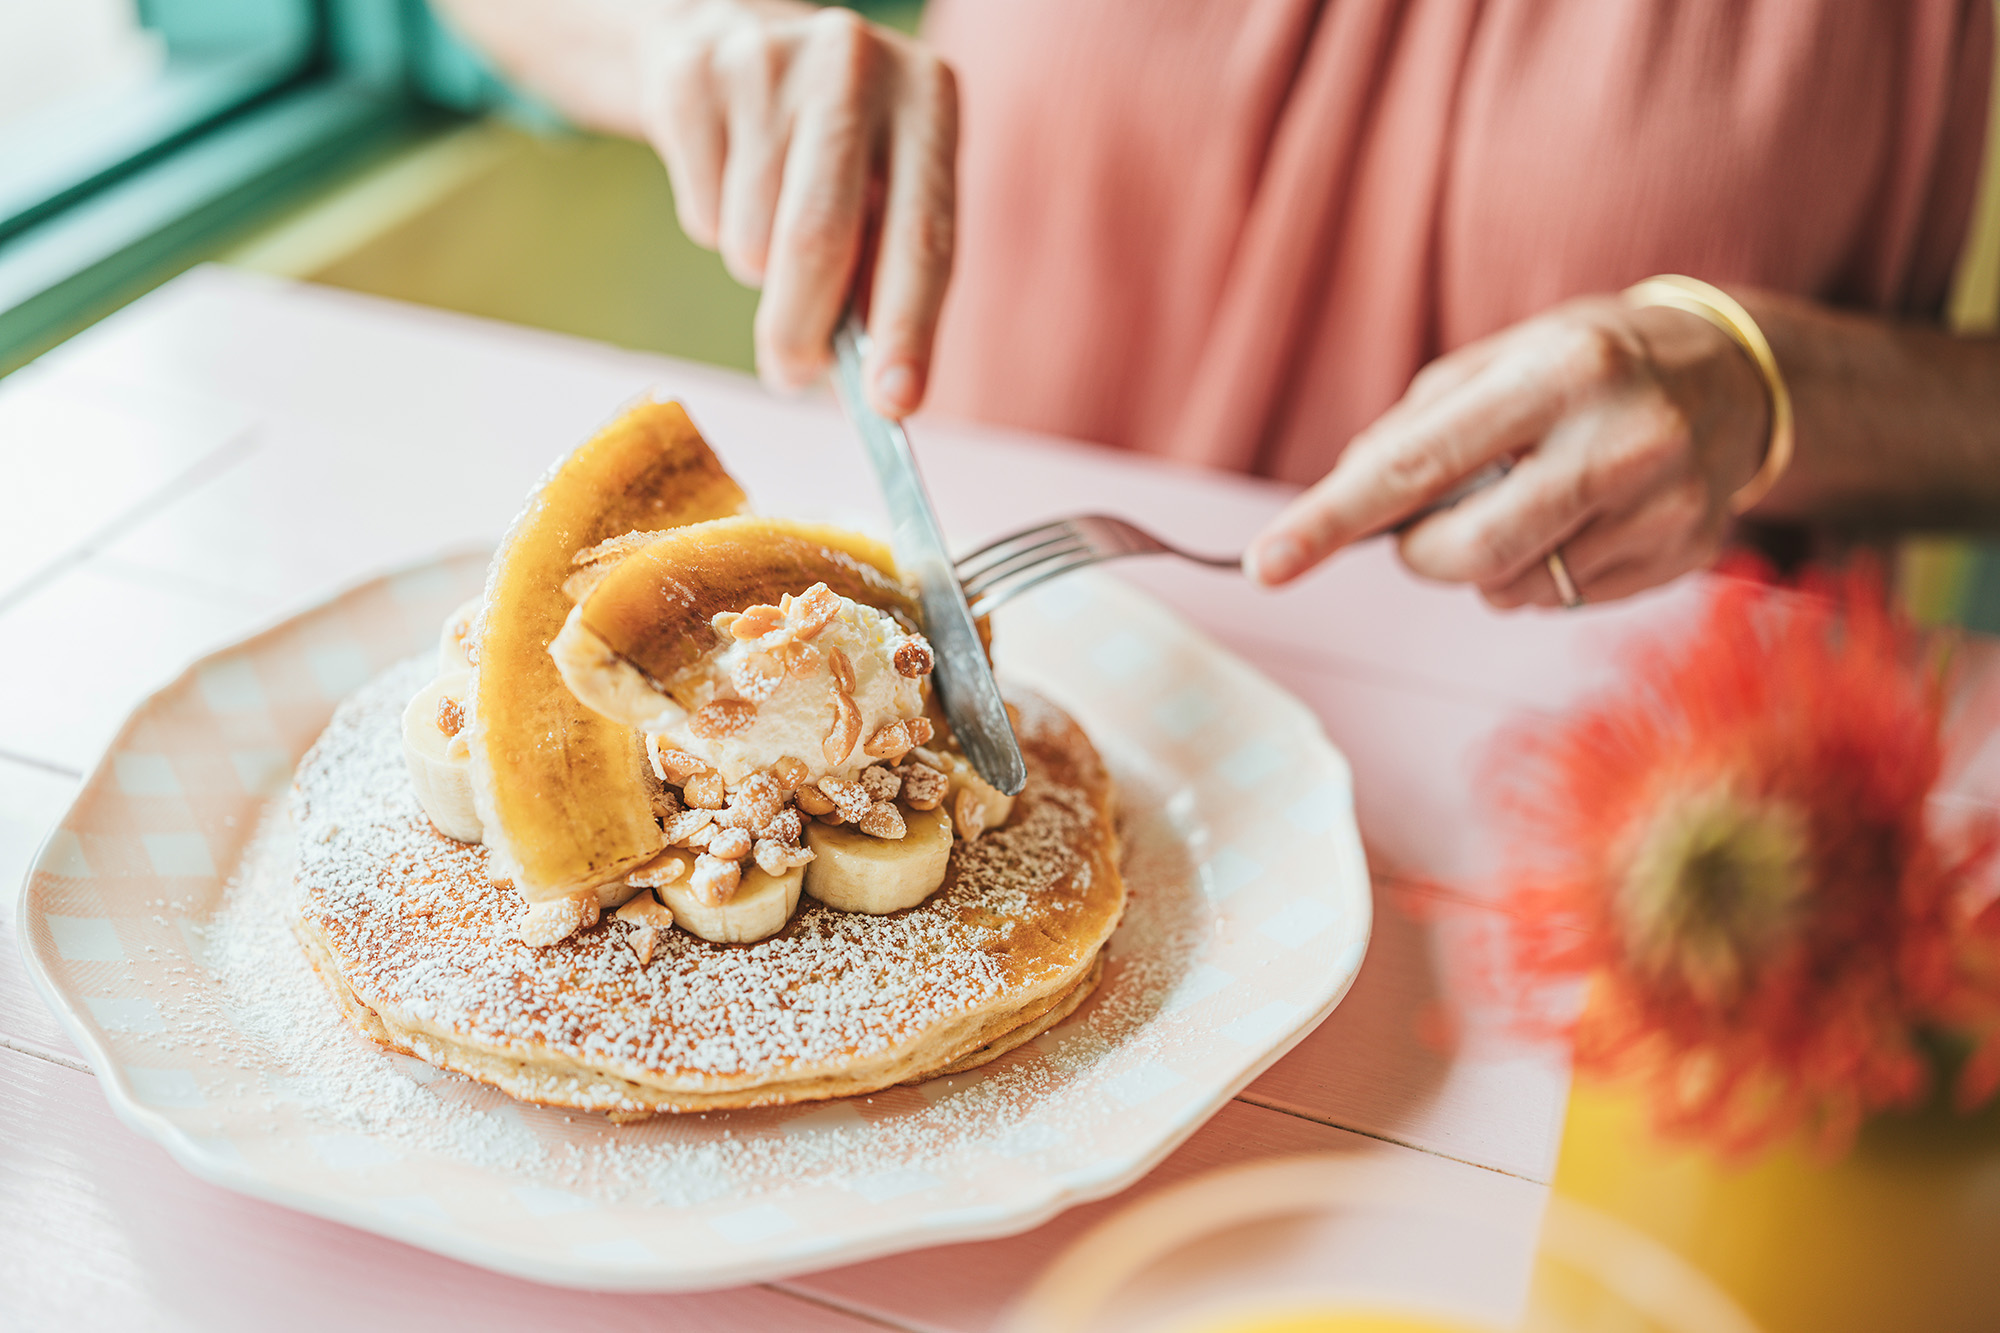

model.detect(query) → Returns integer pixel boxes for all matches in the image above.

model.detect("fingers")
[1478,484,1721,609]
[1244,339,1572,585]
[642,35,727,248]
[754,13,882,390]
[863,55,957,417]
[714,28,792,286]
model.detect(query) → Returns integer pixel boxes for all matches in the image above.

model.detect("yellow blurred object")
[1549,1078,2000,1333]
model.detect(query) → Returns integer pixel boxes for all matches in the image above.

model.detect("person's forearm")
[1743,292,2000,531]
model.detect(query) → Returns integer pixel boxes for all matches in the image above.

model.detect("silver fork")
[956,460,1516,618]
[956,515,1240,619]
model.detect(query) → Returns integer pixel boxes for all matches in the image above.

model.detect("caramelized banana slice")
[803,805,952,914]
[468,400,747,903]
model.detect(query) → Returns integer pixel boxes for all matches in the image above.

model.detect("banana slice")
[403,670,483,843]
[803,805,952,913]
[439,597,481,674]
[649,851,805,943]
[937,751,1014,841]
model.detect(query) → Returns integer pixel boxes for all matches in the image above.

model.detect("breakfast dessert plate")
[19,554,1370,1290]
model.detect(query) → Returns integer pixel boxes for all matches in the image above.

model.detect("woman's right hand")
[640,2,958,418]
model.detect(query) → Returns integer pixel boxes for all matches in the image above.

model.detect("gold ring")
[1547,548,1583,609]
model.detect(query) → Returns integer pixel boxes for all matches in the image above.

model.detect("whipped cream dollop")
[645,586,931,787]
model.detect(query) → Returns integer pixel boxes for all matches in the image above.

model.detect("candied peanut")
[681,823,716,850]
[628,851,689,888]
[785,642,822,678]
[858,801,907,839]
[730,651,785,703]
[789,583,841,640]
[823,686,861,765]
[654,747,712,783]
[691,853,742,906]
[662,808,715,847]
[909,745,945,770]
[708,826,753,861]
[627,925,661,965]
[771,756,810,790]
[953,788,988,842]
[827,646,857,694]
[720,773,784,830]
[754,837,815,877]
[858,765,901,802]
[615,893,674,929]
[436,695,466,738]
[906,717,934,746]
[898,763,947,811]
[759,806,803,844]
[682,771,726,809]
[690,698,757,740]
[814,809,846,826]
[732,603,785,640]
[794,784,836,817]
[817,776,874,822]
[862,721,914,761]
[894,637,936,678]
[516,893,598,947]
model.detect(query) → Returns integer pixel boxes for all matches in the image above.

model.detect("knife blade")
[830,314,1027,795]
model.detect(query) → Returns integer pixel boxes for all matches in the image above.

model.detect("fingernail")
[1246,537,1305,586]
[874,363,919,416]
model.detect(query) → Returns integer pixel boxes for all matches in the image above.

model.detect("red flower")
[1496,559,2000,1158]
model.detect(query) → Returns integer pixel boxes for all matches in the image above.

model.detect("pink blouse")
[921,0,1993,484]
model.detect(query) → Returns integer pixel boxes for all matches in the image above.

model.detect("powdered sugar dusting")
[165,660,1207,1207]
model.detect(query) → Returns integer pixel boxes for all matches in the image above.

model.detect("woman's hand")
[1243,296,1775,608]
[640,2,957,417]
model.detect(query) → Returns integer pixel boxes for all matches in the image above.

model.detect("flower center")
[1616,780,1807,1007]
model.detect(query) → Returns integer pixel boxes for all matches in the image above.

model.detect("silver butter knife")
[830,314,1028,795]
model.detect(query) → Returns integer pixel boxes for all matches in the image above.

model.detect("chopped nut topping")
[906,717,934,746]
[690,698,757,740]
[817,775,874,822]
[661,808,715,846]
[794,784,836,817]
[730,651,785,703]
[827,646,857,694]
[785,642,822,678]
[814,809,847,826]
[823,685,861,765]
[862,720,916,762]
[627,925,661,965]
[628,851,689,888]
[516,893,598,947]
[858,801,907,839]
[691,853,742,905]
[893,637,936,678]
[858,765,901,802]
[953,787,989,842]
[708,826,753,861]
[719,773,785,830]
[435,695,466,738]
[615,893,674,929]
[653,746,712,784]
[790,583,841,640]
[731,604,785,641]
[909,745,945,770]
[897,762,948,810]
[755,837,815,877]
[759,806,803,844]
[682,771,727,809]
[682,823,717,850]
[772,756,810,790]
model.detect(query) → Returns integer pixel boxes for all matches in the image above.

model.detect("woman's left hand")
[1242,294,1775,608]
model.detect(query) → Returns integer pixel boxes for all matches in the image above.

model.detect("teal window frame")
[0,0,510,376]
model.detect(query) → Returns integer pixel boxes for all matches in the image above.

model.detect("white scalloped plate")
[19,555,1370,1290]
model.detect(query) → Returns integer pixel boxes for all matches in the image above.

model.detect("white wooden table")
[0,266,1704,1330]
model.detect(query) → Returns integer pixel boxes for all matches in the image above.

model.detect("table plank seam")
[0,423,260,617]
[0,748,82,780]
[764,1279,933,1331]
[0,1032,88,1074]
[1232,1092,1551,1186]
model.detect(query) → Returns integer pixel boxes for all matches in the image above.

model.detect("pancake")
[291,658,1124,1118]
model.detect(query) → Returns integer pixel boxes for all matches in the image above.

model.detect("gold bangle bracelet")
[1623,274,1794,515]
